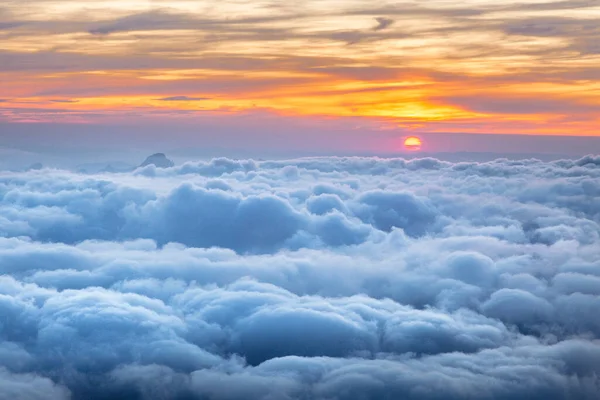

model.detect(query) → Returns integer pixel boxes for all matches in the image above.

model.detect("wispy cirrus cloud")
[155,96,211,101]
[372,17,394,31]
[0,0,599,134]
[50,99,79,103]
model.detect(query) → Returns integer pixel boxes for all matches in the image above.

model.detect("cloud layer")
[1,156,600,399]
[1,0,600,134]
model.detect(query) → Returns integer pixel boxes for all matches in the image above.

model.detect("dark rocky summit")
[139,153,174,168]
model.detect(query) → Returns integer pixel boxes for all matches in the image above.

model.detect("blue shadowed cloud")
[0,155,599,399]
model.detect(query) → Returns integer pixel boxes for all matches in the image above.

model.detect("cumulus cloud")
[0,155,599,399]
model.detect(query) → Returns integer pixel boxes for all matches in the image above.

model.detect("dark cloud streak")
[155,96,211,101]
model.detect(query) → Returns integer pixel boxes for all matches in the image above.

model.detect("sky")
[1,0,600,159]
[1,155,600,399]
[2,3,600,398]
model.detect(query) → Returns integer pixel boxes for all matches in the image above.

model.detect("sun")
[404,136,422,151]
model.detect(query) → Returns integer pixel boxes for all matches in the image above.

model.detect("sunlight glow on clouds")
[0,155,600,399]
[1,0,600,134]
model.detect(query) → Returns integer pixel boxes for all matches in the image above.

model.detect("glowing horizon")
[1,0,600,136]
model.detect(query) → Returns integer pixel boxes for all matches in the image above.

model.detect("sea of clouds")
[1,155,600,399]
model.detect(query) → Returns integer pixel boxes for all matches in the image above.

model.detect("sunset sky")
[1,0,600,159]
[2,3,600,397]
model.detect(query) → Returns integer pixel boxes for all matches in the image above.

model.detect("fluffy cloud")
[0,155,599,399]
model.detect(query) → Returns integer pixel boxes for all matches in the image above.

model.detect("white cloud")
[0,156,599,399]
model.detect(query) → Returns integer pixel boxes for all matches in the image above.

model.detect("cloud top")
[0,155,599,399]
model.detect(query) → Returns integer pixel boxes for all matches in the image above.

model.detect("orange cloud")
[1,0,599,135]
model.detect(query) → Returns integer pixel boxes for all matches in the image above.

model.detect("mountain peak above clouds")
[139,153,175,168]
